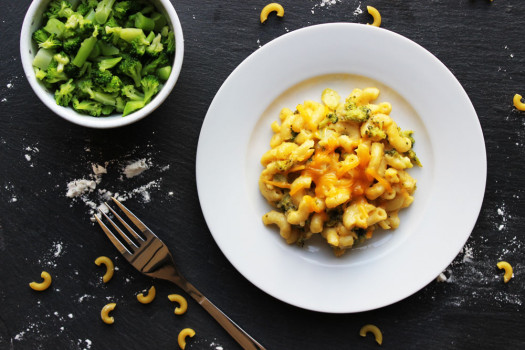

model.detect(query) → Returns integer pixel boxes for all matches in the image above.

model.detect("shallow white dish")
[196,23,486,313]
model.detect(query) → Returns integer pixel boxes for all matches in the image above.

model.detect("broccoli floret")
[45,60,69,84]
[121,84,144,101]
[105,16,120,28]
[64,13,84,30]
[63,37,82,55]
[44,0,65,19]
[141,75,159,103]
[101,104,115,115]
[146,33,163,57]
[405,149,422,167]
[91,69,113,86]
[77,79,117,106]
[38,33,62,50]
[105,26,146,43]
[34,67,47,80]
[76,2,93,16]
[141,52,168,75]
[57,1,74,18]
[156,65,171,81]
[129,37,147,56]
[400,130,416,146]
[276,194,296,213]
[32,29,50,45]
[53,52,70,73]
[112,1,142,19]
[364,124,386,140]
[318,112,338,129]
[72,97,103,116]
[102,75,123,93]
[118,54,142,86]
[337,101,370,122]
[95,0,117,24]
[163,29,175,55]
[54,79,75,106]
[115,96,125,112]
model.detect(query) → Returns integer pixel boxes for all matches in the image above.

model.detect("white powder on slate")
[24,154,31,161]
[354,2,363,15]
[123,158,150,178]
[66,179,96,198]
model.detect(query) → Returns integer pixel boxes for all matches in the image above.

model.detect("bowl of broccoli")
[20,0,184,128]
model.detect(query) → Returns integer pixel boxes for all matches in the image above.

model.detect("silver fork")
[94,197,266,350]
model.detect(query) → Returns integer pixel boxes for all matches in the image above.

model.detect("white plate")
[196,23,486,313]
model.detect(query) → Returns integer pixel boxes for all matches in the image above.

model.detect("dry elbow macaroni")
[94,256,114,283]
[367,6,381,27]
[260,3,284,23]
[259,87,421,256]
[168,294,188,315]
[178,328,195,349]
[29,271,52,291]
[497,261,513,283]
[513,94,525,111]
[137,286,156,304]
[100,302,116,324]
[360,324,383,345]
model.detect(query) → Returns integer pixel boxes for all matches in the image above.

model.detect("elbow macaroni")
[137,286,156,304]
[259,87,420,256]
[360,324,383,345]
[367,6,381,27]
[29,271,52,291]
[168,294,188,315]
[94,256,114,283]
[513,94,525,111]
[100,303,116,324]
[177,328,195,349]
[260,3,284,23]
[497,261,513,283]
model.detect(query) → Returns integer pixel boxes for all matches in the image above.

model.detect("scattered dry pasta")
[513,94,525,111]
[29,271,52,291]
[94,256,114,283]
[360,324,383,345]
[178,328,195,349]
[260,3,284,23]
[367,6,381,27]
[168,294,188,315]
[137,286,156,304]
[259,87,421,256]
[497,261,513,283]
[100,303,116,324]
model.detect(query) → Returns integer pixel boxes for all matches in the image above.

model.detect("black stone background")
[1,0,524,349]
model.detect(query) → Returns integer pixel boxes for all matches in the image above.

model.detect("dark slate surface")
[1,0,524,349]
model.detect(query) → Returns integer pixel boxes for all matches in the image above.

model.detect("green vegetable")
[31,0,175,117]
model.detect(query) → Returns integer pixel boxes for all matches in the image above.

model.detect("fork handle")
[176,279,266,350]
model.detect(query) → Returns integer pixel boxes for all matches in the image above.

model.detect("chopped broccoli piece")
[337,101,370,122]
[53,52,70,73]
[364,124,386,140]
[141,75,159,103]
[33,48,55,69]
[44,0,66,19]
[32,29,50,45]
[77,78,117,106]
[72,97,103,116]
[118,54,142,86]
[55,79,75,106]
[156,65,171,81]
[43,18,66,39]
[72,36,97,67]
[276,194,296,213]
[34,67,47,80]
[318,112,338,129]
[131,12,155,32]
[45,60,69,84]
[98,56,122,71]
[141,52,168,75]
[38,33,62,50]
[95,0,117,24]
[121,85,144,101]
[63,37,82,55]
[163,29,175,55]
[146,33,163,57]
[129,37,148,56]
[122,100,145,117]
[57,1,74,18]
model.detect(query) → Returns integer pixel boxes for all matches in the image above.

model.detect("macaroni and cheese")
[259,87,421,256]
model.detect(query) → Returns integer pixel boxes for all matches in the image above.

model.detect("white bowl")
[20,0,184,129]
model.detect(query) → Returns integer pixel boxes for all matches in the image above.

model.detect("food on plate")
[100,302,117,324]
[259,87,421,256]
[497,261,513,283]
[367,6,381,27]
[94,255,114,283]
[513,94,525,111]
[177,328,195,350]
[31,0,175,117]
[168,294,188,315]
[260,3,284,23]
[136,285,156,304]
[29,271,52,291]
[360,324,383,345]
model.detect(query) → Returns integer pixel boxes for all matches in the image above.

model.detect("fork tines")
[94,197,153,256]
